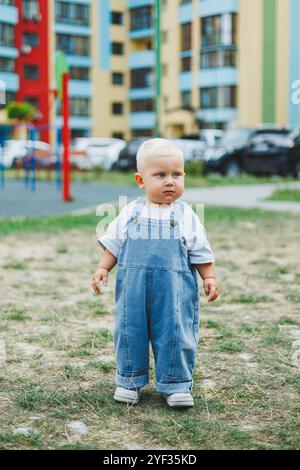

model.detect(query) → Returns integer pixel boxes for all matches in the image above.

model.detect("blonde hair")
[136,138,184,173]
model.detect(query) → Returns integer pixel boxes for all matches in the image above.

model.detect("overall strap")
[170,199,185,226]
[129,196,146,221]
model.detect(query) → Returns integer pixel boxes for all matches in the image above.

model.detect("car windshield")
[220,129,251,148]
[250,133,293,147]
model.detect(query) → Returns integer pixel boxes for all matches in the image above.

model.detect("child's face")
[134,154,185,204]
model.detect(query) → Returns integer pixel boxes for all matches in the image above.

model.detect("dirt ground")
[0,209,300,449]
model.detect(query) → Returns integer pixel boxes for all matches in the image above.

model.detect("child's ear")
[134,172,144,188]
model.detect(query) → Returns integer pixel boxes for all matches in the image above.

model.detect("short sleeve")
[97,201,135,259]
[182,205,215,264]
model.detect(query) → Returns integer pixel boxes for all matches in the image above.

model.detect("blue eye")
[158,172,165,177]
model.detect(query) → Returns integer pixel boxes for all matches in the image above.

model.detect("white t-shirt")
[98,199,215,265]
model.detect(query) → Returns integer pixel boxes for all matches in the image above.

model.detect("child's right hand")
[91,268,108,295]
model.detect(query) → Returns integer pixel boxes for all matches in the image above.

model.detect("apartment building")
[1,0,300,143]
[0,0,19,120]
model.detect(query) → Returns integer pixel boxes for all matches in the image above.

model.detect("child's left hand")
[203,278,220,302]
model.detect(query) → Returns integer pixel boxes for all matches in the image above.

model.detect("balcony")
[195,107,238,124]
[129,50,154,69]
[199,67,238,87]
[0,3,18,24]
[200,0,239,17]
[129,0,153,8]
[0,71,19,92]
[130,112,155,129]
[179,1,193,23]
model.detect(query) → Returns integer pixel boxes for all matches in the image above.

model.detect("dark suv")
[203,126,300,178]
[112,137,149,171]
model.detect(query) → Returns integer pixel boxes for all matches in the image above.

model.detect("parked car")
[170,139,206,162]
[203,126,300,177]
[113,136,208,172]
[112,137,149,171]
[181,130,224,148]
[70,137,126,170]
[0,139,56,169]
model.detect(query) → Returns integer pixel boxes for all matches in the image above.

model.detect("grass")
[266,189,300,202]
[1,206,300,449]
[4,167,296,189]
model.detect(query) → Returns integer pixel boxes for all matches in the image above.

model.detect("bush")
[184,160,204,176]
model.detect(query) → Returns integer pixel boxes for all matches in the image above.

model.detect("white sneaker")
[162,392,194,408]
[113,386,141,405]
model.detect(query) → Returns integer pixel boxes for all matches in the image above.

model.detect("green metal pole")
[154,0,161,137]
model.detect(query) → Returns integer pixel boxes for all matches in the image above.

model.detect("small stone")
[238,353,253,361]
[202,379,216,389]
[239,423,258,431]
[13,427,34,436]
[67,420,88,435]
[245,363,257,369]
[290,330,300,339]
[16,343,41,357]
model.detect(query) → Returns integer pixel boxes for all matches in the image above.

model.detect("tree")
[6,102,37,122]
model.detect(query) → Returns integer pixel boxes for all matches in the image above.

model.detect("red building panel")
[15,0,51,143]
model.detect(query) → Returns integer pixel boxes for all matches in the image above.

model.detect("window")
[181,91,191,108]
[23,64,39,79]
[130,6,152,31]
[23,32,39,47]
[112,102,124,115]
[201,48,236,68]
[112,72,124,85]
[181,56,191,71]
[56,34,90,56]
[55,1,89,26]
[0,23,14,47]
[111,42,124,55]
[24,96,39,109]
[130,99,153,112]
[22,0,39,19]
[70,98,90,116]
[111,11,123,25]
[181,22,192,51]
[132,129,153,137]
[200,86,236,109]
[0,0,15,5]
[70,66,90,80]
[112,132,124,139]
[130,68,152,88]
[201,14,237,47]
[0,57,15,72]
[58,98,90,116]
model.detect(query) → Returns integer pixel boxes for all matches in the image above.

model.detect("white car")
[0,140,55,168]
[171,139,206,162]
[199,129,224,148]
[70,137,126,170]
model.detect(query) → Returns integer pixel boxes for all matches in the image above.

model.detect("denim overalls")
[114,196,200,394]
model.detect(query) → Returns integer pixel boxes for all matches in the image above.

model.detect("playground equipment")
[0,53,71,201]
[0,122,62,193]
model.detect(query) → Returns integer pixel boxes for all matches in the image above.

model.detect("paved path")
[0,179,140,219]
[1,179,300,219]
[184,182,300,213]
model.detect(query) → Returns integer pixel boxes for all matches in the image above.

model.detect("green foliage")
[6,101,36,122]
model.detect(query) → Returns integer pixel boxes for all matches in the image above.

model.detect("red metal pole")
[62,72,71,201]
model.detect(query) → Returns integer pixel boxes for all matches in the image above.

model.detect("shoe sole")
[113,393,140,405]
[164,397,194,408]
[167,401,194,408]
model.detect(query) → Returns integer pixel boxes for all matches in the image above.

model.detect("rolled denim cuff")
[115,371,149,389]
[155,380,193,394]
